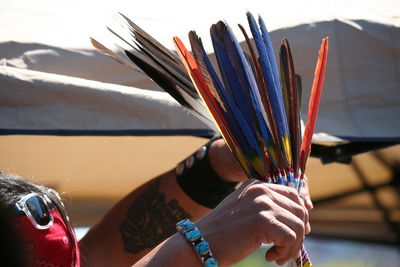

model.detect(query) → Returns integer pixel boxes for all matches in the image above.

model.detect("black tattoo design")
[120,180,192,254]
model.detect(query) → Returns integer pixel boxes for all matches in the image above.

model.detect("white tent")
[1,0,399,141]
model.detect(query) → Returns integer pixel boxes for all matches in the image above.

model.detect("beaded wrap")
[176,136,238,209]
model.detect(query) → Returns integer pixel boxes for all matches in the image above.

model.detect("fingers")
[274,202,305,259]
[252,183,310,234]
[266,183,311,234]
[261,216,303,264]
[246,183,309,264]
[302,197,311,235]
[301,175,314,210]
[266,245,299,266]
[264,183,303,206]
[205,180,311,266]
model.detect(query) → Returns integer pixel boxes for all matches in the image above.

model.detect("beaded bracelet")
[176,219,218,267]
[176,136,238,209]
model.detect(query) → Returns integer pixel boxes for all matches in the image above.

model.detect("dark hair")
[0,205,28,267]
[0,171,78,265]
[0,171,54,207]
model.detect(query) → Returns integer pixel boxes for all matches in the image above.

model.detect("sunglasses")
[14,192,55,230]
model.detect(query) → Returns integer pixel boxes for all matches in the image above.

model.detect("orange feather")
[172,36,237,150]
[299,37,329,179]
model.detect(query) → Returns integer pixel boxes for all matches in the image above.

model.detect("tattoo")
[120,180,192,254]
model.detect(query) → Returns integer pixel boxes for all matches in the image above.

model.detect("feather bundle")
[91,14,217,131]
[92,12,329,267]
[172,13,328,267]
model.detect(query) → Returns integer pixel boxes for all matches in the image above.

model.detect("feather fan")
[92,13,329,267]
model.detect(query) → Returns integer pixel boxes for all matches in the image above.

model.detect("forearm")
[79,169,210,266]
[132,232,201,267]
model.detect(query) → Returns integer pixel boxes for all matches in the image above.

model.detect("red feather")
[299,37,329,179]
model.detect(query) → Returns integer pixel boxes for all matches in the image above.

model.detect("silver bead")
[176,162,185,176]
[196,146,207,160]
[185,155,195,168]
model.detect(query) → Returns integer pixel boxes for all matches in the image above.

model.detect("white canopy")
[1,0,400,141]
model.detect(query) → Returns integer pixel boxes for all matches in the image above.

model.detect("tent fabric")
[0,65,212,137]
[1,17,399,141]
[266,19,400,141]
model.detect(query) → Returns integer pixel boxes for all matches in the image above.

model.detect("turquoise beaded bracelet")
[176,219,218,267]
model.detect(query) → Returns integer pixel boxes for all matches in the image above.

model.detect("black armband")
[176,137,238,209]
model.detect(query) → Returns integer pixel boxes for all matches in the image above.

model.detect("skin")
[79,139,312,267]
[209,139,313,210]
[134,180,309,267]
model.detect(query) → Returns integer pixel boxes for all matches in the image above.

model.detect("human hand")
[196,179,310,266]
[300,175,313,210]
[208,138,314,210]
[208,138,247,182]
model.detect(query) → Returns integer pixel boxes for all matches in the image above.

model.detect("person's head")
[0,171,80,267]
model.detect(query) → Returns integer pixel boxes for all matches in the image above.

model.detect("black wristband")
[176,137,238,209]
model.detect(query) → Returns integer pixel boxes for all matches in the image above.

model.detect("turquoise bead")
[176,219,195,232]
[195,241,210,255]
[204,258,218,267]
[186,228,201,241]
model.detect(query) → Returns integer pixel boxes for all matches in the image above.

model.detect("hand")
[300,175,313,210]
[209,138,314,210]
[196,179,310,266]
[208,138,247,182]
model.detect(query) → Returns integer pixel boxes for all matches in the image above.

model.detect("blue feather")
[197,31,259,155]
[247,12,291,166]
[212,22,273,152]
[205,54,266,176]
[258,16,284,104]
[210,24,252,120]
[208,24,273,176]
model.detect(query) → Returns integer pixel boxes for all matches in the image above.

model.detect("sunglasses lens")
[25,195,51,226]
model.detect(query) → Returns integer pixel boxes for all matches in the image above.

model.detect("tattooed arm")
[79,139,245,266]
[78,139,312,266]
[79,169,211,267]
[134,180,310,267]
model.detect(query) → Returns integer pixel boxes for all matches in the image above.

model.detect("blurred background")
[1,0,399,266]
